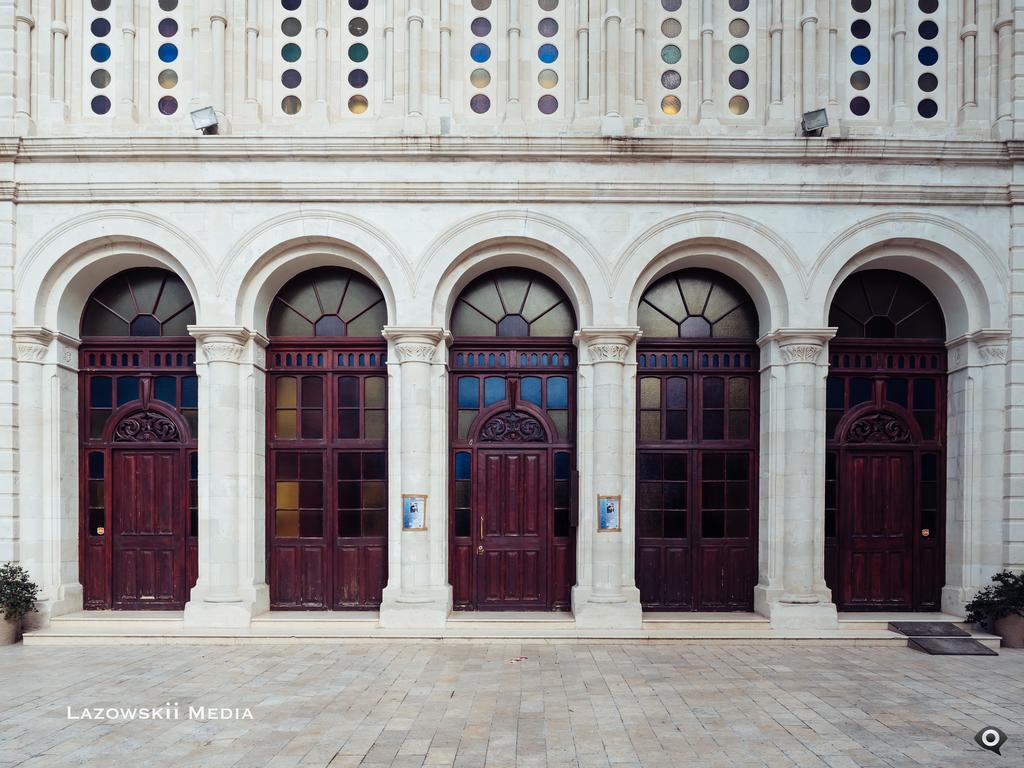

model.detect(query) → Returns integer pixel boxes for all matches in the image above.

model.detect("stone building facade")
[0,0,1020,631]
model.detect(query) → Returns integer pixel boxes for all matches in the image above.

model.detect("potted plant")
[965,570,1024,648]
[0,563,39,645]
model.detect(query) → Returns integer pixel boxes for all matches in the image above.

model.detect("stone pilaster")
[571,328,643,629]
[378,327,452,628]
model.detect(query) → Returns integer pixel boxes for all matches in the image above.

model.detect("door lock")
[476,545,485,555]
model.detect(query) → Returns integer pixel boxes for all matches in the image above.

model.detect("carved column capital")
[189,326,252,364]
[382,326,449,364]
[947,328,1011,371]
[575,327,641,364]
[13,327,56,364]
[760,327,837,366]
[779,343,825,364]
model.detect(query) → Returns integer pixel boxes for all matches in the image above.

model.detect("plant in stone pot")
[0,563,39,645]
[965,570,1024,649]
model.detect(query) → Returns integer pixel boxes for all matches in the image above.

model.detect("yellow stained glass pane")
[158,69,178,89]
[348,95,368,114]
[550,410,569,440]
[661,95,681,115]
[640,412,661,441]
[276,377,297,407]
[365,377,386,408]
[276,409,297,439]
[276,508,299,538]
[470,68,491,88]
[365,410,386,440]
[640,378,661,409]
[459,410,477,439]
[276,481,299,509]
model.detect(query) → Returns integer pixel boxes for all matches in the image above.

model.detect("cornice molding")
[947,328,1011,370]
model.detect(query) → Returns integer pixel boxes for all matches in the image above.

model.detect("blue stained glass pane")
[484,376,506,406]
[91,44,111,63]
[182,376,198,407]
[455,451,471,480]
[521,376,542,406]
[88,452,104,479]
[470,43,491,63]
[155,376,177,405]
[91,19,111,37]
[190,452,198,477]
[918,46,938,66]
[458,376,480,408]
[91,377,112,408]
[538,44,559,63]
[158,43,179,63]
[117,376,140,405]
[554,451,570,480]
[850,45,871,65]
[547,377,568,408]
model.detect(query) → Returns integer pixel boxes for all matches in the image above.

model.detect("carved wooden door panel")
[841,451,914,609]
[111,450,185,608]
[475,449,549,609]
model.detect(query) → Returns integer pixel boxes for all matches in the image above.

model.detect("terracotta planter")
[0,617,18,645]
[994,613,1024,649]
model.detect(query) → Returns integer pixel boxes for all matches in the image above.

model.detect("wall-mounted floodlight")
[190,106,219,135]
[801,109,829,137]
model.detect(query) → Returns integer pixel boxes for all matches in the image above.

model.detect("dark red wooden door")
[841,451,915,608]
[111,450,185,608]
[475,449,549,608]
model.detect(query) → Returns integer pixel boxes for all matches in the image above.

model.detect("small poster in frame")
[402,494,427,531]
[598,495,621,532]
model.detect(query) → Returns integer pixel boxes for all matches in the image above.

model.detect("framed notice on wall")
[402,494,427,531]
[598,496,620,532]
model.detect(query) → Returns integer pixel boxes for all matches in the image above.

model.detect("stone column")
[14,0,33,134]
[379,328,451,628]
[184,327,261,627]
[572,328,642,629]
[600,4,624,135]
[762,329,838,629]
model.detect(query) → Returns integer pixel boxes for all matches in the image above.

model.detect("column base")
[378,585,452,629]
[941,585,971,617]
[753,583,784,619]
[183,594,259,629]
[600,113,626,136]
[28,583,84,629]
[571,585,643,629]
[766,599,838,630]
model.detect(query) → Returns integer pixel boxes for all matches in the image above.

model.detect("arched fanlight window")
[268,267,387,338]
[829,269,945,339]
[81,268,196,337]
[638,268,758,339]
[451,268,576,337]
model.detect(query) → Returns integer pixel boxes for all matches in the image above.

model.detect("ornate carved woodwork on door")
[266,268,388,610]
[825,270,946,611]
[635,269,759,611]
[79,268,198,610]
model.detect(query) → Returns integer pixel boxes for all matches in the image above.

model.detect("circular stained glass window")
[662,45,682,65]
[92,0,111,9]
[918,0,938,12]
[919,46,938,66]
[470,68,491,88]
[661,95,681,115]
[283,43,302,62]
[91,95,111,115]
[851,45,871,65]
[539,18,558,37]
[850,70,870,90]
[282,69,302,89]
[538,95,558,114]
[471,17,491,37]
[918,72,938,91]
[918,98,938,118]
[470,93,491,113]
[919,20,938,39]
[91,69,111,88]
[538,69,558,88]
[282,95,302,115]
[662,70,682,89]
[159,18,178,37]
[728,70,749,89]
[350,0,369,8]
[539,0,559,9]
[728,95,749,115]
[729,0,750,10]
[349,17,369,36]
[282,0,302,9]
[91,44,111,63]
[662,19,682,38]
[539,44,559,63]
[158,69,178,89]
[282,18,302,37]
[852,0,871,11]
[158,96,178,115]
[663,0,683,9]
[729,45,749,64]
[472,0,492,9]
[348,95,368,114]
[849,96,870,115]
[91,19,111,37]
[471,43,491,63]
[348,69,369,88]
[851,20,871,38]
[729,19,749,37]
[158,43,178,63]
[349,43,368,62]
[159,0,179,10]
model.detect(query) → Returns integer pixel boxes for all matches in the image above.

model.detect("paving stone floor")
[0,641,1021,768]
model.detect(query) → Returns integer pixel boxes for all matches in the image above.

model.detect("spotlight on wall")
[190,106,219,135]
[800,109,829,137]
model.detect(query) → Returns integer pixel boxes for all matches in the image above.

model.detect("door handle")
[479,515,484,540]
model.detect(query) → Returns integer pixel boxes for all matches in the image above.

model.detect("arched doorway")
[79,268,198,609]
[449,268,577,610]
[826,269,946,611]
[266,267,388,609]
[635,268,759,610]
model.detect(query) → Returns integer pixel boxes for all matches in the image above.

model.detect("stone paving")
[0,641,1021,768]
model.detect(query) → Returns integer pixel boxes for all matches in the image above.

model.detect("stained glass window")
[81,268,195,337]
[268,267,387,338]
[451,269,575,337]
[638,269,758,339]
[829,270,945,339]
